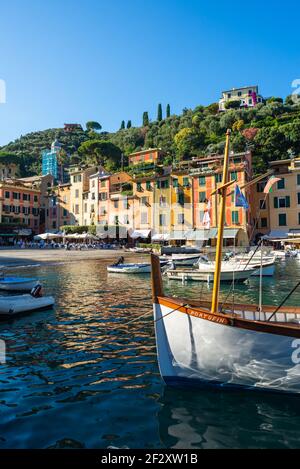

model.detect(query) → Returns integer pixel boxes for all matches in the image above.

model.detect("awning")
[152,233,170,241]
[169,230,187,240]
[130,229,151,239]
[263,230,288,240]
[223,228,240,239]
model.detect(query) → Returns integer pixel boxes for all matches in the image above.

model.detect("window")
[159,196,167,207]
[277,178,285,189]
[137,182,142,192]
[141,212,148,224]
[274,196,290,208]
[99,193,107,201]
[114,200,119,209]
[123,199,129,209]
[177,192,184,205]
[230,172,238,181]
[101,180,106,188]
[32,208,39,216]
[227,93,231,99]
[4,191,10,198]
[178,213,184,224]
[146,181,151,191]
[23,193,30,201]
[257,181,266,192]
[92,180,95,188]
[75,189,79,198]
[15,206,20,214]
[13,192,20,200]
[84,203,88,213]
[159,214,166,226]
[279,213,287,226]
[52,221,57,229]
[34,195,38,202]
[183,177,189,187]
[261,218,268,228]
[75,205,79,215]
[23,206,30,215]
[232,211,239,224]
[297,174,300,185]
[123,215,129,224]
[158,179,169,189]
[141,197,148,206]
[91,193,96,200]
[248,98,253,105]
[260,198,267,209]
[63,209,68,217]
[238,91,242,97]
[298,193,300,205]
[173,178,178,188]
[215,174,222,183]
[199,176,206,186]
[199,192,206,203]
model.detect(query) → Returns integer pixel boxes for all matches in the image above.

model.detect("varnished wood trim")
[157,296,300,339]
[151,254,164,301]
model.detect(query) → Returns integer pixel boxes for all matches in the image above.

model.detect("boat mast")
[211,129,231,314]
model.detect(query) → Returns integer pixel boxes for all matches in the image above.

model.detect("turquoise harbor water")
[1,256,300,449]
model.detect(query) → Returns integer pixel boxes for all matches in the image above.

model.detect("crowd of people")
[0,237,124,250]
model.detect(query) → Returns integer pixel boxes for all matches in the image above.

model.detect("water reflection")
[1,258,300,448]
[159,386,300,449]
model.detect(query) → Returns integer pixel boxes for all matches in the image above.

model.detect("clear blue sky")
[0,0,299,146]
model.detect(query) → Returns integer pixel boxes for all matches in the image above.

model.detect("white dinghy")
[0,285,55,318]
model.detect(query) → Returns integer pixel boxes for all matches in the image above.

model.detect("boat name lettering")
[186,309,229,325]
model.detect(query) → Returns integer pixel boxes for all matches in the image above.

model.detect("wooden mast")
[211,129,231,314]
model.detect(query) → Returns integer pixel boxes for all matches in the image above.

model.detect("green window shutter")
[274,197,278,208]
[286,196,290,208]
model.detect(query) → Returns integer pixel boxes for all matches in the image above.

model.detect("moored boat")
[165,262,256,283]
[0,277,39,292]
[151,129,300,394]
[0,288,55,318]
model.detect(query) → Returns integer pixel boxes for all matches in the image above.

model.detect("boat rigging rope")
[267,280,300,322]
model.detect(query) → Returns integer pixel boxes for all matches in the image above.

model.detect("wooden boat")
[151,130,300,394]
[0,277,39,292]
[166,263,256,283]
[226,257,276,277]
[0,294,55,317]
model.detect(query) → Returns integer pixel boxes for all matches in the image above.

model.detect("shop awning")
[263,230,288,240]
[130,230,151,239]
[152,233,170,242]
[223,228,240,239]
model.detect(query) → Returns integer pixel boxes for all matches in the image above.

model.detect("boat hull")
[0,295,55,317]
[154,299,300,393]
[0,277,39,292]
[166,268,253,283]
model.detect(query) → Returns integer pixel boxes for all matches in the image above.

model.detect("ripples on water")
[1,257,300,448]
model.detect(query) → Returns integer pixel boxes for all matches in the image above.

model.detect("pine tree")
[143,112,149,126]
[120,120,125,130]
[166,104,171,118]
[157,103,163,121]
[127,120,132,129]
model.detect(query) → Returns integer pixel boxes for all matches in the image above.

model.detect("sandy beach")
[0,248,144,266]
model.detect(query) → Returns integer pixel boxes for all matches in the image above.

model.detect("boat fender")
[31,284,43,298]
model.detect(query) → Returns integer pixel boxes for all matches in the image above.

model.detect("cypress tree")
[166,104,171,118]
[127,120,132,129]
[157,103,163,121]
[143,112,149,126]
[120,120,125,130]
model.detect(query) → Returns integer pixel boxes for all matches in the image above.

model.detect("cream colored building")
[219,85,263,111]
[0,162,19,180]
[69,166,98,226]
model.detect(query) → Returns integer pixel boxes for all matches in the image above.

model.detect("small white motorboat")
[0,285,55,318]
[107,257,168,274]
[0,277,39,292]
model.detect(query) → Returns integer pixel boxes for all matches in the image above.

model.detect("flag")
[263,176,282,194]
[235,185,249,209]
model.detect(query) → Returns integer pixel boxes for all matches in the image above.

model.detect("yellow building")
[169,171,193,242]
[131,175,155,239]
[69,166,98,226]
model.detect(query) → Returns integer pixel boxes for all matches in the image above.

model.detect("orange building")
[128,148,165,167]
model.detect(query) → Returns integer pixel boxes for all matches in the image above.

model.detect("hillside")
[1,95,300,176]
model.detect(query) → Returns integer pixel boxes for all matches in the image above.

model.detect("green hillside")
[1,95,300,176]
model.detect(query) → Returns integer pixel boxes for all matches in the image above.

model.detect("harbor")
[1,249,300,448]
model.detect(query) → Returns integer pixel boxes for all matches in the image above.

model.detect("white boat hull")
[167,268,254,283]
[0,278,39,292]
[0,294,55,316]
[107,264,152,273]
[154,301,300,393]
